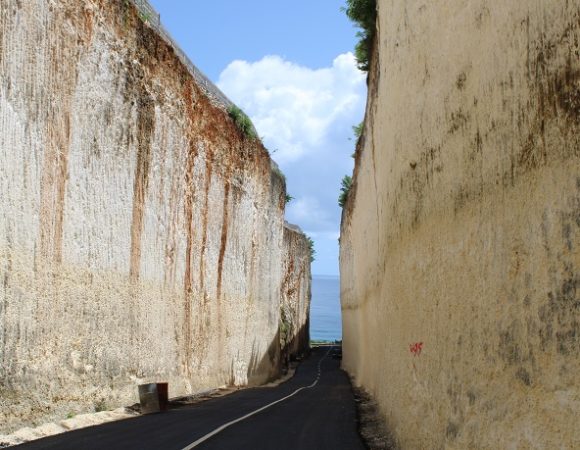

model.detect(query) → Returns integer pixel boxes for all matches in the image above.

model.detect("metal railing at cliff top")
[130,0,234,109]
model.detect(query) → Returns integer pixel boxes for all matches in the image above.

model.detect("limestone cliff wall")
[0,0,310,432]
[280,223,311,361]
[341,1,580,448]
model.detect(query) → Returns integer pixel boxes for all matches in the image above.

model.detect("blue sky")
[149,0,367,276]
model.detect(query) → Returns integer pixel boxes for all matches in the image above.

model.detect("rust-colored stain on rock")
[0,0,311,435]
[129,90,155,281]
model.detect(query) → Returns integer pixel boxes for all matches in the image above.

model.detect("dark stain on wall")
[539,188,580,356]
[216,179,231,301]
[129,89,155,281]
[520,11,580,170]
[498,321,523,365]
[551,264,580,354]
[448,109,470,134]
[383,8,580,236]
[456,72,467,90]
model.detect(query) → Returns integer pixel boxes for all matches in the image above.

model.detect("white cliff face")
[0,0,310,432]
[280,225,312,359]
[341,1,580,449]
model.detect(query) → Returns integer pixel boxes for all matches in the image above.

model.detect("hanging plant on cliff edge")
[342,0,377,72]
[306,236,316,262]
[338,175,353,208]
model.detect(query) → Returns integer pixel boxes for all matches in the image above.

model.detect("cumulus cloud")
[217,53,366,274]
[217,53,366,163]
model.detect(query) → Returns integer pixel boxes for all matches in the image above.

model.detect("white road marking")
[181,346,333,450]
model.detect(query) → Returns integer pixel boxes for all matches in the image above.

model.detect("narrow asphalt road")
[15,346,365,450]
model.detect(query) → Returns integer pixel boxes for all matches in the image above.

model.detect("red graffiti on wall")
[409,342,423,356]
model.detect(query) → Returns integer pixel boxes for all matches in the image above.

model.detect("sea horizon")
[309,274,342,342]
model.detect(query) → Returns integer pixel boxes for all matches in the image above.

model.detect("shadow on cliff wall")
[227,321,310,388]
[285,317,310,364]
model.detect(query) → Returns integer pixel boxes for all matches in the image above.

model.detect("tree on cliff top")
[342,0,377,72]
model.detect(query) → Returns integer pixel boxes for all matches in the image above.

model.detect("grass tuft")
[228,105,258,140]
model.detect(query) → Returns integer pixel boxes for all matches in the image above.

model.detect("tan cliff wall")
[0,0,310,433]
[280,223,312,361]
[341,1,580,449]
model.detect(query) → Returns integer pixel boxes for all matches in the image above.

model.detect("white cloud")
[286,196,333,231]
[217,53,366,163]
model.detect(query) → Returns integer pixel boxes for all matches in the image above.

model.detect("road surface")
[15,346,365,450]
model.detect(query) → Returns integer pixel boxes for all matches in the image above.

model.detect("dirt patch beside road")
[353,386,398,449]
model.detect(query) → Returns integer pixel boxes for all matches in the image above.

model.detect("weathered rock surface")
[341,1,580,448]
[280,223,312,361]
[0,0,311,433]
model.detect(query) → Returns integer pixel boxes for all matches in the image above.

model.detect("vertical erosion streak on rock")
[182,154,194,377]
[129,91,155,281]
[199,155,213,296]
[280,225,312,364]
[164,171,179,286]
[182,81,198,378]
[216,180,231,301]
[39,111,71,266]
[215,175,231,362]
[38,15,77,267]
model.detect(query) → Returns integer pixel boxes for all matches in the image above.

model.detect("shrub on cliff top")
[338,175,353,208]
[228,105,258,140]
[342,0,377,72]
[306,236,316,263]
[352,121,364,140]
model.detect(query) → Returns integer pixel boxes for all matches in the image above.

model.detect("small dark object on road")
[332,348,343,359]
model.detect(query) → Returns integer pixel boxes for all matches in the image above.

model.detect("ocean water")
[309,275,342,341]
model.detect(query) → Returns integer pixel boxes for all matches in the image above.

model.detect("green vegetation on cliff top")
[306,236,316,262]
[228,105,259,140]
[338,175,353,208]
[342,0,377,72]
